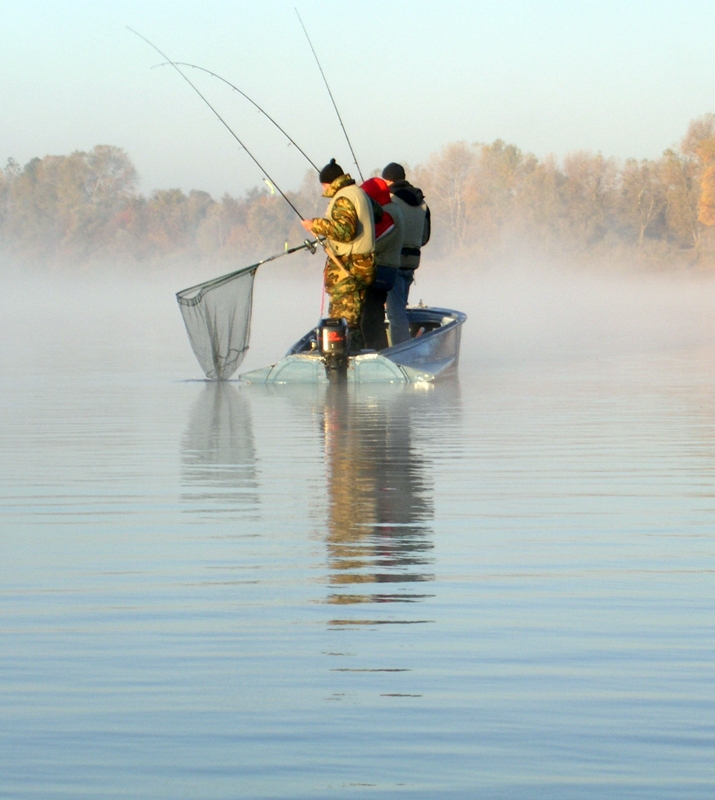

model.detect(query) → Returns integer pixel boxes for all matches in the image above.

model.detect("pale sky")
[2,0,714,198]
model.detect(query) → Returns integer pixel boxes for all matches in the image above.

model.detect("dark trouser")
[386,268,415,345]
[360,285,389,351]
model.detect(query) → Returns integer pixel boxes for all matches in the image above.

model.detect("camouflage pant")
[324,253,375,328]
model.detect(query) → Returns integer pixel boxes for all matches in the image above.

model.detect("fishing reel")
[316,317,349,383]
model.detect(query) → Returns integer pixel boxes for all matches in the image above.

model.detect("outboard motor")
[316,317,349,383]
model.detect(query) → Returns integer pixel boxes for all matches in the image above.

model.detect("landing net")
[176,264,257,380]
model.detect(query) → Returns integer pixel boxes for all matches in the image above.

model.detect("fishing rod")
[294,9,364,183]
[128,27,305,220]
[152,61,319,172]
[177,238,320,303]
[130,28,349,281]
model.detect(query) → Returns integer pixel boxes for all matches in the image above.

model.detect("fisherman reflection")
[322,385,435,607]
[180,382,258,518]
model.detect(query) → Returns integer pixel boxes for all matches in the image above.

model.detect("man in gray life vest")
[381,162,431,345]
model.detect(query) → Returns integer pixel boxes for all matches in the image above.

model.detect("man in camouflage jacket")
[302,160,375,339]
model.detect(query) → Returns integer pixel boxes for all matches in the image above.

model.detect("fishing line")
[152,61,319,172]
[131,26,348,300]
[128,27,305,220]
[294,9,364,183]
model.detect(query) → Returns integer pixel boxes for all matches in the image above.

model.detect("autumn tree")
[415,141,478,252]
[1,147,137,259]
[660,148,701,249]
[470,140,525,244]
[195,194,247,256]
[682,114,715,229]
[0,159,19,232]
[515,154,567,245]
[559,151,618,247]
[657,115,715,250]
[699,166,715,227]
[222,188,297,259]
[3,155,69,255]
[66,146,138,256]
[682,114,715,165]
[618,158,666,250]
[136,188,216,257]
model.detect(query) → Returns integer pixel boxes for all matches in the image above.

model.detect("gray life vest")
[374,201,404,269]
[389,195,429,269]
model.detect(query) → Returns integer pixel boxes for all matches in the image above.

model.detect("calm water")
[2,269,715,798]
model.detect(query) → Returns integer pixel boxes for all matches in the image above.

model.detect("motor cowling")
[316,317,349,382]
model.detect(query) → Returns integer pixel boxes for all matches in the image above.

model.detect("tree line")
[415,113,715,266]
[1,114,714,269]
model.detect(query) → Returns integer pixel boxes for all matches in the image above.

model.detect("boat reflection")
[320,383,449,615]
[179,378,461,626]
[180,383,259,518]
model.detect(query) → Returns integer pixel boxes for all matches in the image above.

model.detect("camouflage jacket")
[311,174,359,244]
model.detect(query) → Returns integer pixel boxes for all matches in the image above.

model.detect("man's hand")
[301,219,314,232]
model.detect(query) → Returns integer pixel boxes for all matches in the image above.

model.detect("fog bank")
[4,256,715,380]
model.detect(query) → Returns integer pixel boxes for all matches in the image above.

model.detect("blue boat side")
[239,307,466,384]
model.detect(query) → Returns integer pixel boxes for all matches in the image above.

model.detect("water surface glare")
[2,284,715,798]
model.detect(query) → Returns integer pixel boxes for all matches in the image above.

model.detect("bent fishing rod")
[294,9,364,183]
[131,28,350,278]
[128,27,306,220]
[152,61,319,172]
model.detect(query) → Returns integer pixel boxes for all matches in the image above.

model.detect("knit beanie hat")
[319,158,344,184]
[381,162,406,182]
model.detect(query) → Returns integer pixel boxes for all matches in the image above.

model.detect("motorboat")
[239,305,467,384]
[175,241,467,384]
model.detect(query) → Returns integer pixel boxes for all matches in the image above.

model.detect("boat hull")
[239,307,466,384]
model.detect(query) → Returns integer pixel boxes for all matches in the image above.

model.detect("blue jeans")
[386,268,414,345]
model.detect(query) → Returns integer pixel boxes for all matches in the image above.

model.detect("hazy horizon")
[3,0,715,198]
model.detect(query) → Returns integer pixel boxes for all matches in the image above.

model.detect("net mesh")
[176,264,257,380]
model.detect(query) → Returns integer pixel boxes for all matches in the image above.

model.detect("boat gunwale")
[287,306,467,359]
